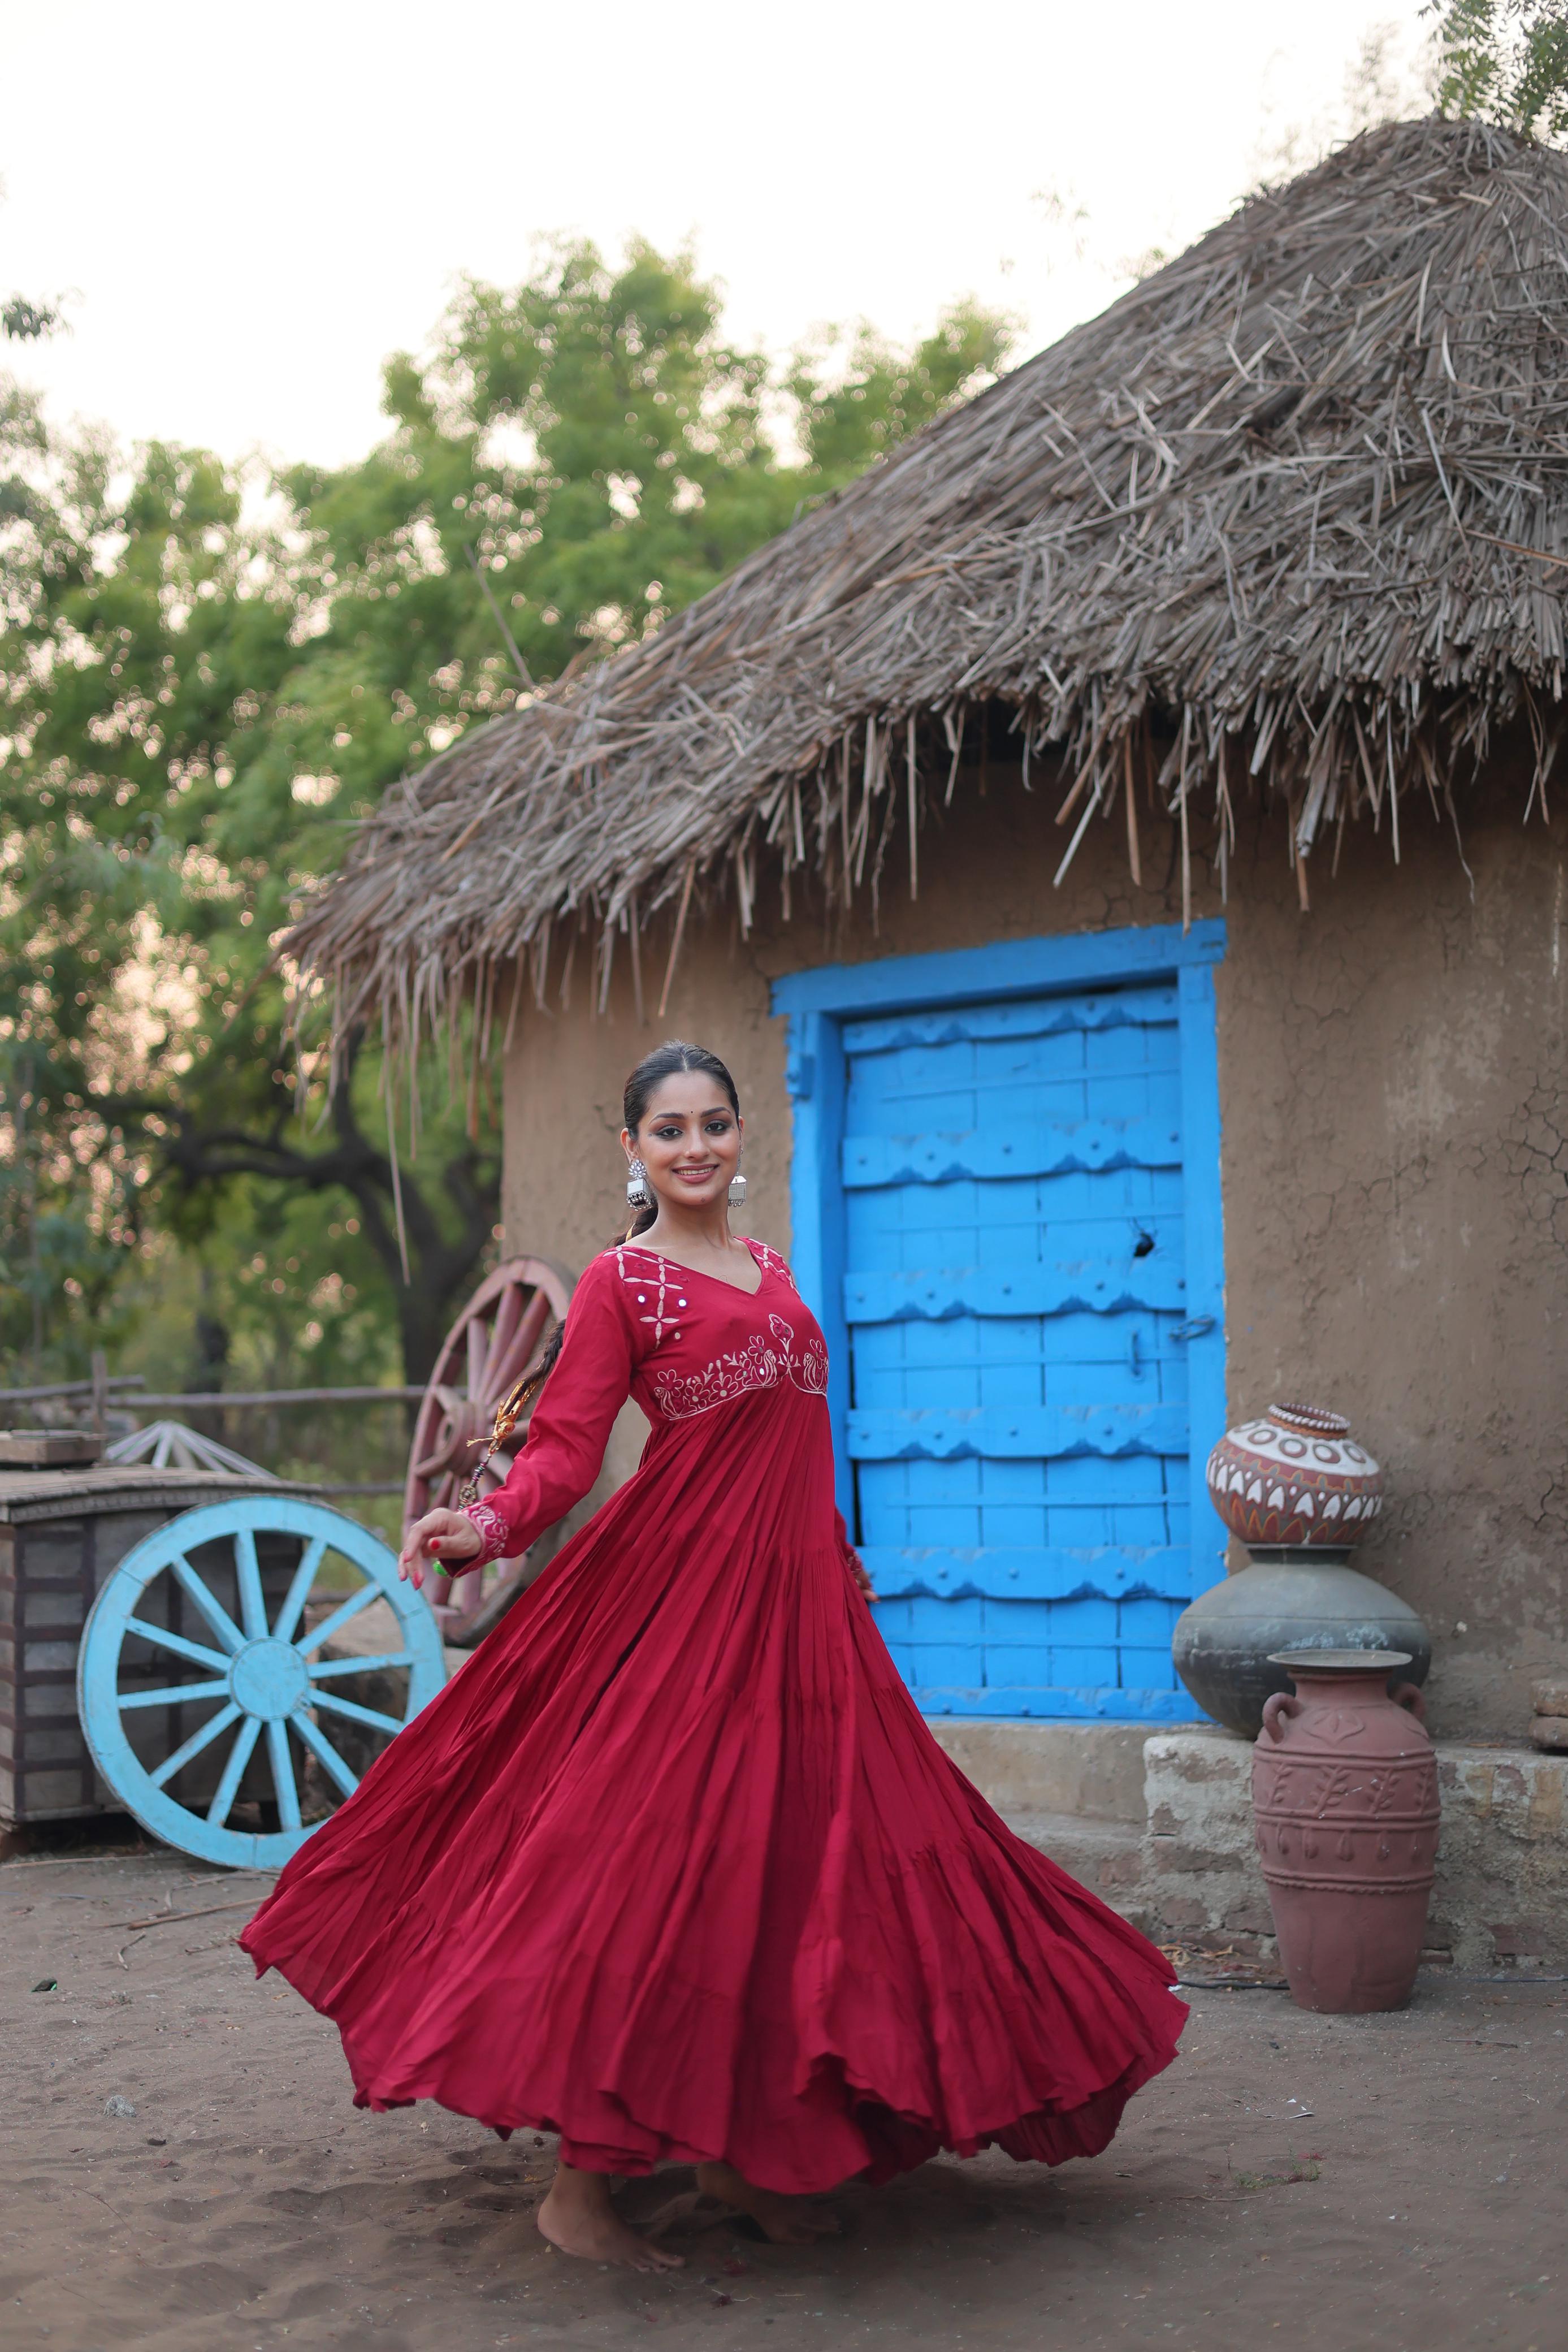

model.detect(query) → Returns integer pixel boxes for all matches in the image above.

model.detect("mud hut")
[295,115,1568,1748]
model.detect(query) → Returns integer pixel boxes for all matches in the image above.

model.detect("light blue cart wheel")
[78,1495,446,1869]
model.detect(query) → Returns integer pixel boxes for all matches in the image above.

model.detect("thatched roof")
[295,114,1568,1040]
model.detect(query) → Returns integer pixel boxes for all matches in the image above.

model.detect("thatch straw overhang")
[294,115,1568,1044]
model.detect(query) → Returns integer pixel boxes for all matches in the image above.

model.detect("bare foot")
[695,2160,841,2245]
[538,2165,684,2273]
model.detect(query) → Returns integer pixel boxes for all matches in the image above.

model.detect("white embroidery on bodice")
[748,1240,790,1286]
[460,1246,824,1549]
[651,1311,828,1423]
[609,1238,795,1349]
[613,1243,686,1342]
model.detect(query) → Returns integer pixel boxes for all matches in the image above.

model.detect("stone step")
[930,1720,1150,1823]
[999,1809,1147,1901]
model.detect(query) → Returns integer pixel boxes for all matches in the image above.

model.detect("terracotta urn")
[1251,1650,1440,2014]
[1206,1402,1384,1548]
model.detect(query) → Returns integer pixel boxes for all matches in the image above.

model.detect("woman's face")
[624,1071,743,1216]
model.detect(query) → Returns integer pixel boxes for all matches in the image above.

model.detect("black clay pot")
[1171,1547,1431,1739]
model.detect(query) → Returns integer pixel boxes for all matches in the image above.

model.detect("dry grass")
[292,115,1568,1049]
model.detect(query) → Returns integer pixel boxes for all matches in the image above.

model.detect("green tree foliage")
[786,303,1016,485]
[0,238,1011,1390]
[1430,0,1568,141]
[2,296,60,343]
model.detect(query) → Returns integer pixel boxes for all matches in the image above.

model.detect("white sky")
[2,0,1433,473]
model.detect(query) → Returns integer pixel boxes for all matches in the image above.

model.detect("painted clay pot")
[1171,1549,1431,1739]
[1173,1399,1428,1737]
[1251,1650,1439,2014]
[1206,1402,1384,1549]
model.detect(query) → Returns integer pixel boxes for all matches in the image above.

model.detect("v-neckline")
[630,1236,766,1300]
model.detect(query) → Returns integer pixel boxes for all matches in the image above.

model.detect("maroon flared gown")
[242,1238,1185,2192]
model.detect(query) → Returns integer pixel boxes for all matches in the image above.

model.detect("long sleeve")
[460,1255,638,1568]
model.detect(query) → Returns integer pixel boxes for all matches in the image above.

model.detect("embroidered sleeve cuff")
[461,1497,512,1566]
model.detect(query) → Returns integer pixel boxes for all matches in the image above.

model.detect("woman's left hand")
[399,1507,484,1590]
[847,1551,874,1601]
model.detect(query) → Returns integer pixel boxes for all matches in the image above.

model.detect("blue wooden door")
[842,979,1207,1719]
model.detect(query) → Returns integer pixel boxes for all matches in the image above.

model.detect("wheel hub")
[228,1638,311,1722]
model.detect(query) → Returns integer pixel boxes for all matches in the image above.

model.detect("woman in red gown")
[242,1040,1185,2272]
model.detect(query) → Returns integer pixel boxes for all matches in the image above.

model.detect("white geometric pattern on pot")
[1205,1402,1385,1551]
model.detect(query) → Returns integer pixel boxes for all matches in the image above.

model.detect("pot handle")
[1261,1692,1302,1743]
[1392,1682,1427,1722]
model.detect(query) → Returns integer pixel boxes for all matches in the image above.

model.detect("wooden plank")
[842,1117,1183,1186]
[842,988,1177,1054]
[899,1685,1210,1722]
[844,1260,1190,1323]
[1177,962,1231,1608]
[861,1544,1192,1599]
[128,1387,425,1408]
[771,918,1226,1021]
[783,1010,853,1520]
[847,1403,1187,1460]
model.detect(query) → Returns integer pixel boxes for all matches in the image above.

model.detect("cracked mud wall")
[502,759,1567,1737]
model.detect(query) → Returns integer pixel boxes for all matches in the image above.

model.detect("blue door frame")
[773,920,1228,1722]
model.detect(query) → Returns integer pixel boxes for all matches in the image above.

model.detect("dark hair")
[497,1041,742,1436]
[621,1040,741,1241]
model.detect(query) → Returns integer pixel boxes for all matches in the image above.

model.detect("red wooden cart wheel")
[403,1256,574,1628]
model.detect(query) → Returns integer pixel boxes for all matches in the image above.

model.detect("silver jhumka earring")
[727,1158,747,1209]
[626,1157,652,1209]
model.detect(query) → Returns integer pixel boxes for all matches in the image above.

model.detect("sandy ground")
[2,1836,1564,2352]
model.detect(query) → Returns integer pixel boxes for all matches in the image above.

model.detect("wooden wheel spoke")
[125,1618,231,1675]
[412,1443,463,1480]
[233,1528,267,1641]
[479,1283,526,1391]
[313,1688,404,1736]
[297,1581,379,1654]
[205,1715,261,1822]
[307,1651,413,1680]
[271,1535,328,1645]
[487,1290,551,1397]
[291,1710,358,1800]
[149,1700,241,1790]
[170,1554,246,1655]
[466,1315,488,1394]
[119,1679,230,1713]
[267,1718,302,1833]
